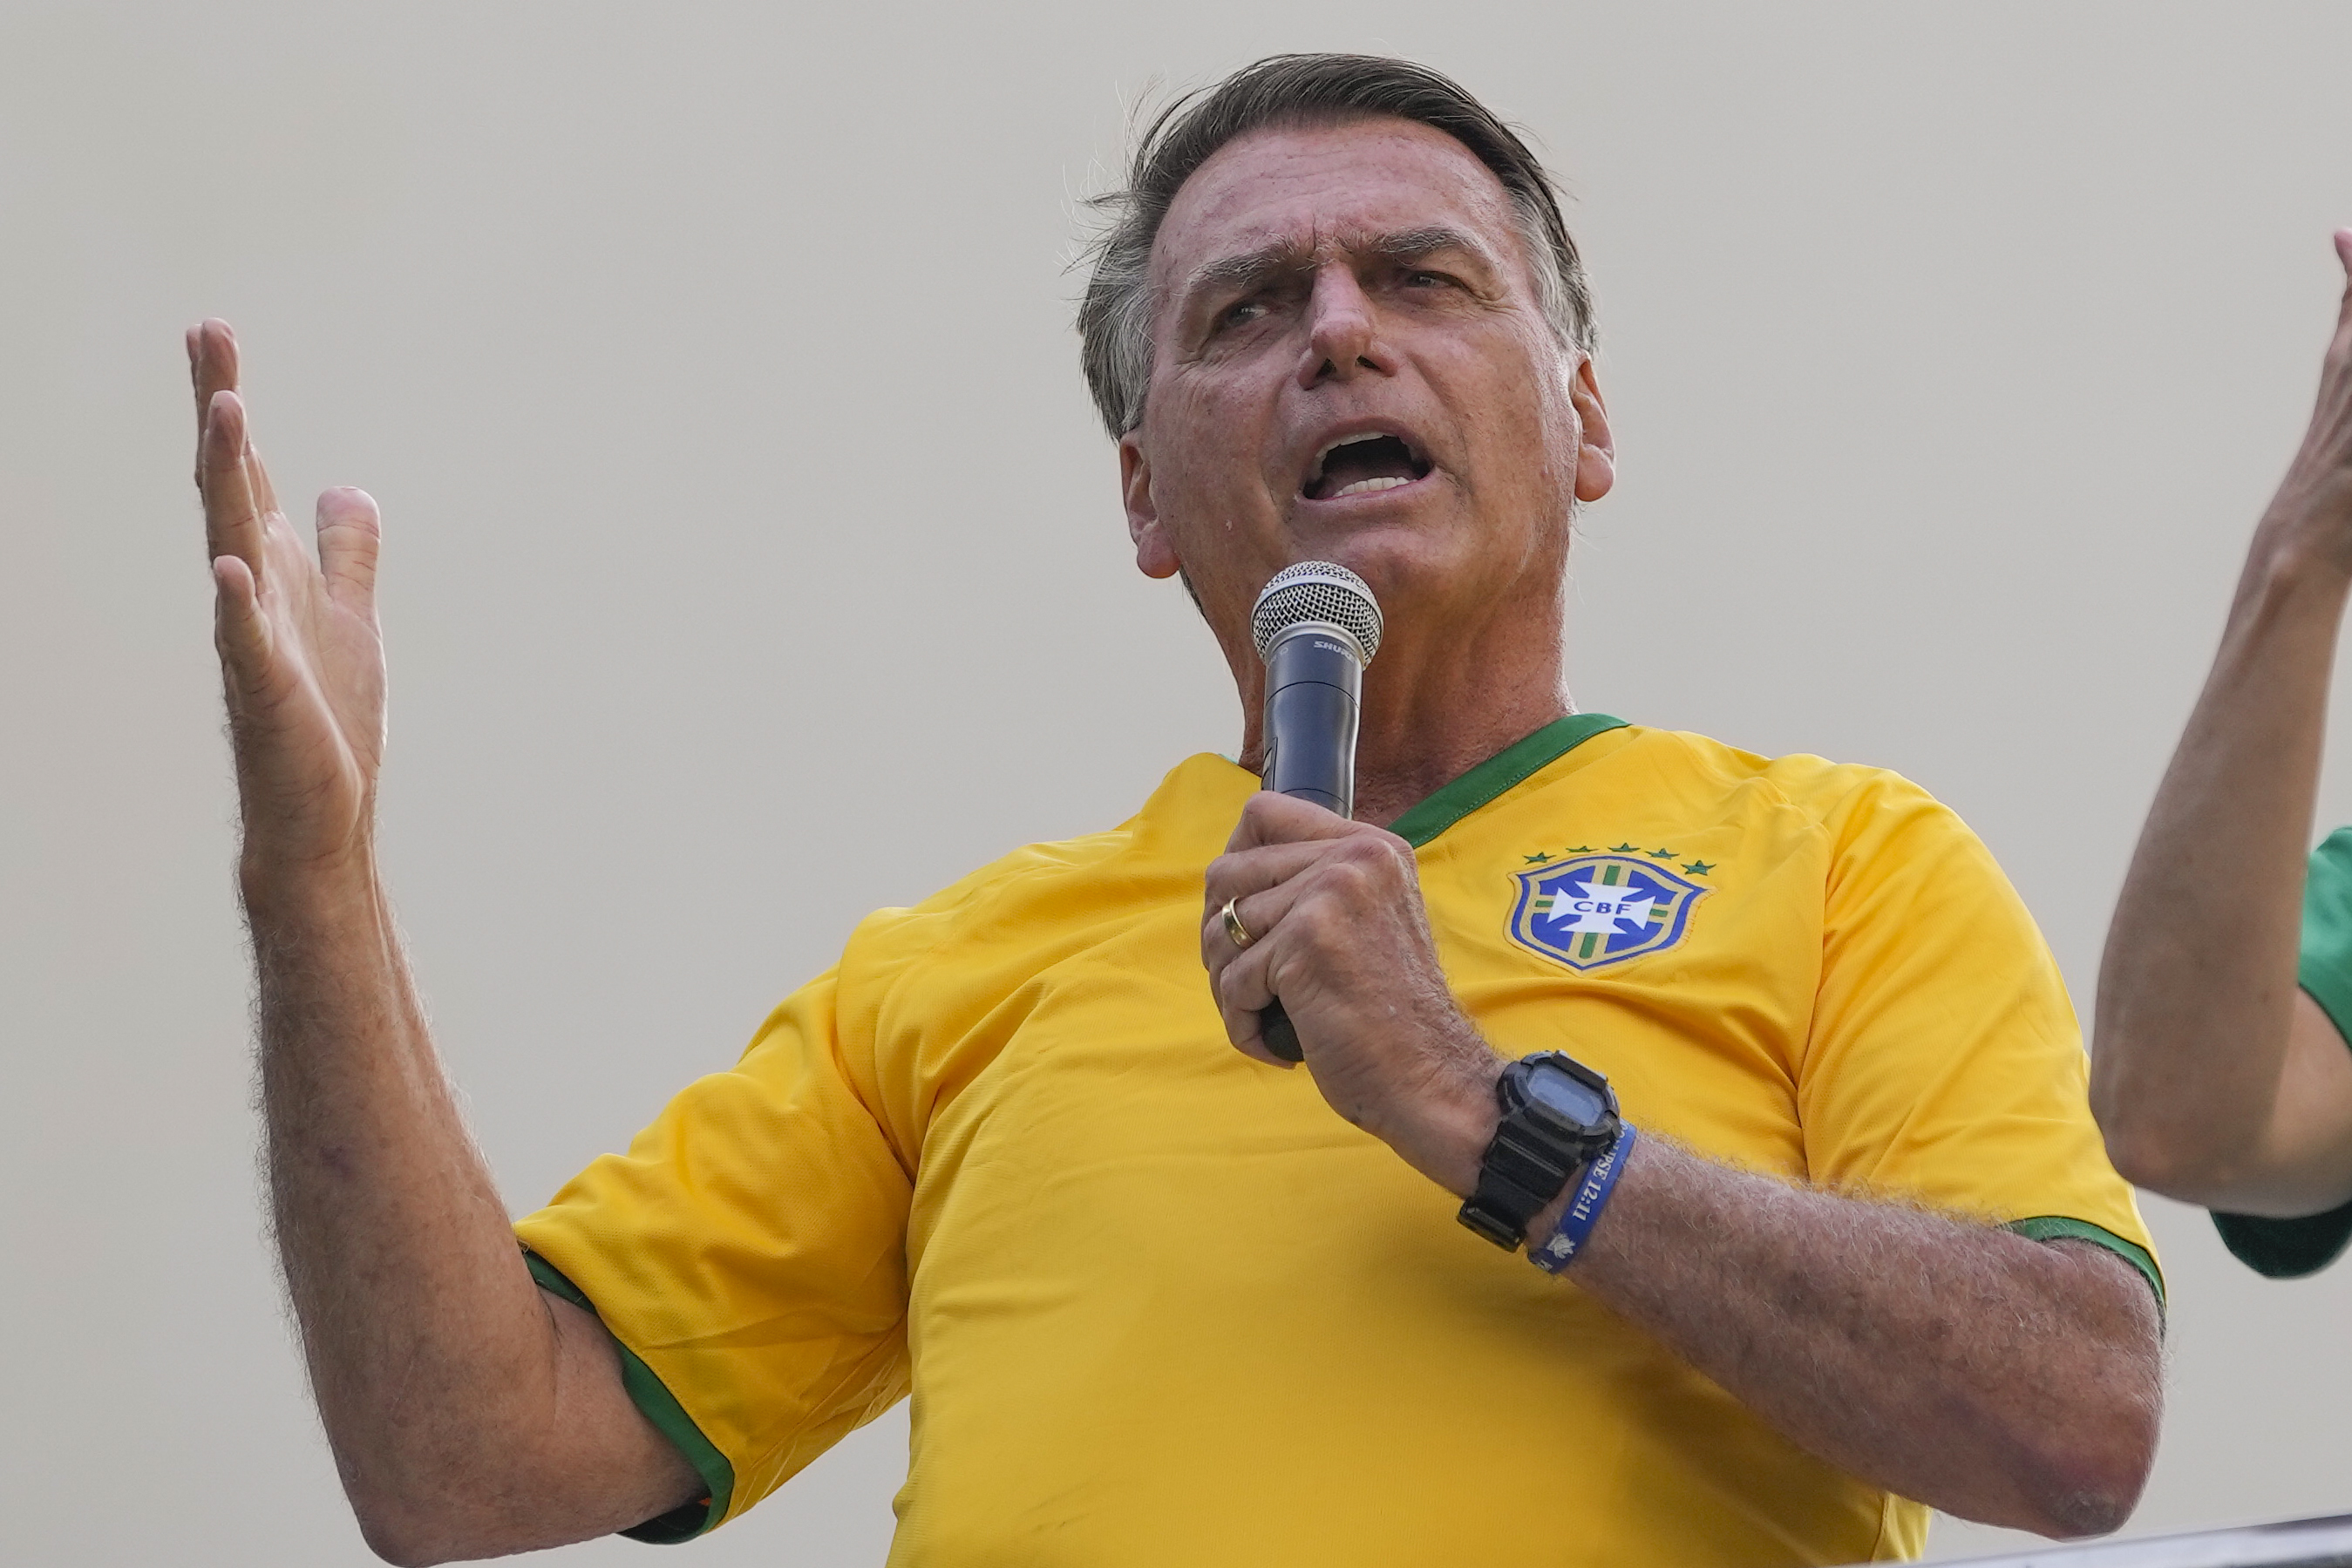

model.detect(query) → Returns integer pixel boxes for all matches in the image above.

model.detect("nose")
[1295,264,1393,390]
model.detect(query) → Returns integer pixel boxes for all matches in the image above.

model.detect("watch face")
[1525,1063,1608,1129]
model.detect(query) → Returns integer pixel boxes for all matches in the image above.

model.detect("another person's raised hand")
[2267,230,2352,572]
[2091,228,2352,1212]
[189,321,386,886]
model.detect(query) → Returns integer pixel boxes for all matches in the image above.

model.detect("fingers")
[185,325,201,441]
[1212,918,1322,1070]
[1200,875,1305,969]
[316,487,382,614]
[2335,228,2352,335]
[1226,788,1360,852]
[188,325,375,638]
[1205,817,1413,920]
[1200,808,1436,1073]
[1209,934,1290,1068]
[1223,1008,1289,1069]
[248,438,282,519]
[1202,819,1417,974]
[1200,868,1310,1068]
[1200,849,1378,1068]
[1203,838,1330,913]
[1212,922,1282,1013]
[1199,836,1360,1009]
[188,319,240,484]
[189,318,282,531]
[212,553,271,700]
[200,390,268,572]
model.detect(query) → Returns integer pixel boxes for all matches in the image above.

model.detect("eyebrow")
[1180,225,1497,300]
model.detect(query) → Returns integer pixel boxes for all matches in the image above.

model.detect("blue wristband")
[1529,1123,1637,1274]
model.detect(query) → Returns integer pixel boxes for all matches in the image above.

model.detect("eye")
[1403,268,1456,290]
[1216,297,1268,330]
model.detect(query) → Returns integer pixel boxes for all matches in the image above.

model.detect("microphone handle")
[1261,1001,1305,1062]
[1254,626,1363,1063]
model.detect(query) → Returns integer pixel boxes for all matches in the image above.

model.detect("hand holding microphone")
[1241,563,1382,1060]
[1202,565,1503,1190]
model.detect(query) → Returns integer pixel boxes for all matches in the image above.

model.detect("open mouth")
[1302,431,1433,501]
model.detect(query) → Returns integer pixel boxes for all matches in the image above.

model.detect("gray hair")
[1077,53,1598,439]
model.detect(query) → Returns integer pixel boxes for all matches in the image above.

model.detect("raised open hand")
[191,321,387,880]
[2267,230,2352,569]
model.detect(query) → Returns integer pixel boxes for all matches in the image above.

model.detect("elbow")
[2090,1020,2290,1206]
[344,1472,503,1567]
[2087,1072,2161,1191]
[2012,1400,2160,1540]
[352,1506,454,1568]
[2091,1090,2233,1205]
[2098,1122,2200,1199]
[2103,1123,2255,1208]
[2025,1476,2144,1542]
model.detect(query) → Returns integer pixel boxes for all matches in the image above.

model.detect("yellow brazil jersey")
[514,715,2158,1567]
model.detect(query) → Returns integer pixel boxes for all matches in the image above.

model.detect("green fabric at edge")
[1386,713,1628,848]
[523,1251,735,1543]
[2007,1217,2165,1311]
[2212,827,2352,1279]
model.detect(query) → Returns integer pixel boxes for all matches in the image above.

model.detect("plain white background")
[5,3,2351,1561]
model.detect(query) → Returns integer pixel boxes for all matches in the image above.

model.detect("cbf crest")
[1508,852,1709,973]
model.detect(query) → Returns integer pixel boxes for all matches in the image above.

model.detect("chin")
[1291,517,1486,603]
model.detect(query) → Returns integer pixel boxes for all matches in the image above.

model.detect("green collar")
[1385,714,1628,848]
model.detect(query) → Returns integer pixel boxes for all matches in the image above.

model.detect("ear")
[1567,355,1615,505]
[1121,431,1183,580]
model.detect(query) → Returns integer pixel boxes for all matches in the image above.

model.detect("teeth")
[1330,474,1412,499]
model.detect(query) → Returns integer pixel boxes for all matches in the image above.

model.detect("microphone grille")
[1250,561,1383,664]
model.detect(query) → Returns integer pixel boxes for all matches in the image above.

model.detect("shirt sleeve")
[1792,770,2162,1306]
[513,966,914,1539]
[2213,827,2352,1279]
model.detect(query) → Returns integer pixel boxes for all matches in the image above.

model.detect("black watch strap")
[1458,1129,1577,1249]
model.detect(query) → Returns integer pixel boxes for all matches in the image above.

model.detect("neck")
[1232,597,1574,830]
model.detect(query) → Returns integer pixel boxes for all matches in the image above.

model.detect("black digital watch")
[1458,1051,1623,1251]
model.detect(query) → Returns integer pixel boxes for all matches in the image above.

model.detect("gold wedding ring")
[1220,896,1256,950]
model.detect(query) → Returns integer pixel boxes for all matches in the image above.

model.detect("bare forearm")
[249,860,537,1524]
[2092,532,2349,1193]
[248,860,683,1560]
[253,860,523,1425]
[1567,1139,2159,1537]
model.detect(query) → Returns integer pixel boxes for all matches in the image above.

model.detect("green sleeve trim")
[2006,1216,2165,1310]
[1385,714,1628,848]
[523,1251,736,1543]
[2211,1191,2352,1280]
[2295,828,2352,1049]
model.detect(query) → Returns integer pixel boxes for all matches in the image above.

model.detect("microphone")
[1247,561,1384,1062]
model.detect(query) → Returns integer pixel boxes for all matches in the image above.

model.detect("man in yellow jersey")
[2092,232,2352,1273]
[192,53,2159,1568]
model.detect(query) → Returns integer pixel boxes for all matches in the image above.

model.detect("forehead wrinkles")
[1139,122,1537,375]
[1181,224,1498,299]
